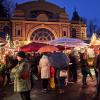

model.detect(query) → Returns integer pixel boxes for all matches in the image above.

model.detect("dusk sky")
[13,0,100,27]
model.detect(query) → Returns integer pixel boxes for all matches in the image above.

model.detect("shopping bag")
[50,66,55,77]
[32,74,38,80]
[21,71,30,80]
[50,77,55,89]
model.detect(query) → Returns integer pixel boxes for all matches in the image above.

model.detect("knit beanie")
[17,51,26,58]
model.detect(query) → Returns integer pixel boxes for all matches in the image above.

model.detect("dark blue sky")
[14,0,100,27]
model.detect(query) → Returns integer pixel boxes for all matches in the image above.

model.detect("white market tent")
[90,33,100,46]
[49,37,88,47]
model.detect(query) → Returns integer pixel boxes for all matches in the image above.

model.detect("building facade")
[0,0,87,46]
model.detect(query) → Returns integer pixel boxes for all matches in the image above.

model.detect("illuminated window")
[30,28,55,42]
[3,26,9,33]
[63,31,66,36]
[16,25,21,36]
[72,28,76,38]
[16,30,21,36]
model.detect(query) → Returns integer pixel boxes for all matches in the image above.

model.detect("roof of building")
[16,1,65,13]
[13,0,68,21]
[71,8,86,24]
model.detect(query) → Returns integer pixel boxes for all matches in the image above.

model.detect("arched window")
[72,28,76,38]
[63,31,66,36]
[16,30,21,36]
[30,28,55,42]
[82,33,84,39]
[3,26,9,33]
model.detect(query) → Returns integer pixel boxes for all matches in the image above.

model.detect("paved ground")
[1,70,98,100]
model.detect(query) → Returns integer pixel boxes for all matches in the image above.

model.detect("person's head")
[16,51,26,61]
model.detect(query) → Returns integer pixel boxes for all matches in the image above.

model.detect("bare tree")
[0,0,8,18]
[96,27,100,36]
[3,0,15,17]
[88,19,98,36]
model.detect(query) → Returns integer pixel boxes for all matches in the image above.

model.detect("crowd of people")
[0,48,100,100]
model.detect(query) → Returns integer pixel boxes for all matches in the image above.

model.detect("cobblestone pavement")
[1,71,98,100]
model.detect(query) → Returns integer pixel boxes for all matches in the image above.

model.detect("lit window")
[72,28,76,38]
[30,28,54,42]
[16,30,21,36]
[3,26,9,33]
[63,31,66,36]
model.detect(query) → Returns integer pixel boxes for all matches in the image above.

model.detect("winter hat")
[17,51,26,58]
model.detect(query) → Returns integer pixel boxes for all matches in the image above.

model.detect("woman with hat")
[11,51,31,100]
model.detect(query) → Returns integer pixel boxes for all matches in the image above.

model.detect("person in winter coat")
[69,52,78,82]
[4,54,18,85]
[38,53,51,93]
[11,51,31,100]
[94,49,100,99]
[80,52,93,88]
